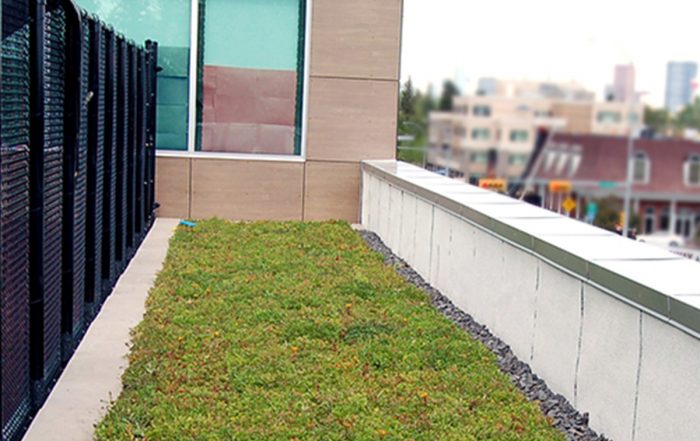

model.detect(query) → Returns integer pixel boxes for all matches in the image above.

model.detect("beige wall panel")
[310,0,402,80]
[304,161,361,222]
[191,159,304,221]
[306,77,398,162]
[156,157,191,218]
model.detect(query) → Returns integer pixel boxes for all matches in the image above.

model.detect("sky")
[401,0,700,107]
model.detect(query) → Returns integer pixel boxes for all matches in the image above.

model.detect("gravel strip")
[359,230,610,441]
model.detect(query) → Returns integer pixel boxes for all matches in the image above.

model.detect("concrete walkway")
[23,218,180,441]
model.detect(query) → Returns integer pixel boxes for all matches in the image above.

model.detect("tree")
[397,79,430,166]
[400,78,416,121]
[674,97,700,131]
[643,106,670,134]
[419,84,436,116]
[438,80,460,111]
[593,196,639,232]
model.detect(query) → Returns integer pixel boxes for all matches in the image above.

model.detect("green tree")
[643,106,670,134]
[397,79,430,165]
[438,80,460,111]
[593,196,640,232]
[419,84,436,117]
[400,77,416,121]
[674,97,700,130]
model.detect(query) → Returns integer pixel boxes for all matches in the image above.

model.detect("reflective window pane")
[196,0,304,155]
[77,0,192,151]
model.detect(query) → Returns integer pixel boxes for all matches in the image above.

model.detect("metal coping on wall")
[362,161,700,340]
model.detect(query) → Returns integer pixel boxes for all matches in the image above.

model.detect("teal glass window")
[597,111,622,124]
[195,0,305,155]
[509,130,529,142]
[77,0,192,151]
[471,128,490,140]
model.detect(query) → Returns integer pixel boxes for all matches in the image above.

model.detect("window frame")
[507,153,529,166]
[472,105,492,117]
[469,151,489,164]
[154,0,312,159]
[631,151,650,184]
[471,128,491,140]
[596,111,622,124]
[509,129,529,143]
[683,154,700,186]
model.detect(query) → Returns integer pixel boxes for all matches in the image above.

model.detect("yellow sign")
[549,180,572,194]
[562,197,577,214]
[479,179,507,192]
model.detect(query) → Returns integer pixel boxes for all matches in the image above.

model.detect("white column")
[669,200,677,234]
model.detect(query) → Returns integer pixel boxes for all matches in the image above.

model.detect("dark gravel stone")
[359,230,611,441]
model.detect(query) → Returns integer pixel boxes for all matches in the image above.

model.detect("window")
[644,207,655,234]
[569,154,582,176]
[555,152,569,175]
[544,151,556,171]
[471,128,490,140]
[78,0,307,155]
[456,105,468,114]
[77,0,193,150]
[628,112,640,124]
[508,154,529,166]
[597,111,622,124]
[473,105,491,117]
[197,0,306,154]
[470,152,489,163]
[632,151,650,183]
[676,211,693,237]
[454,126,467,138]
[509,130,529,142]
[660,208,670,231]
[684,154,700,185]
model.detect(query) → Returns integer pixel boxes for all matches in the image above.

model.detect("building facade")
[428,92,643,183]
[665,61,698,113]
[77,0,402,222]
[613,63,636,102]
[528,133,700,241]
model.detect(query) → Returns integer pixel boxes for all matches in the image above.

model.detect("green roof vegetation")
[95,219,564,440]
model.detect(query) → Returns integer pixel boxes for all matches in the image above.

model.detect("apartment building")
[665,61,698,113]
[428,83,643,182]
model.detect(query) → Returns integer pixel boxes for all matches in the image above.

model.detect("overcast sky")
[401,0,700,107]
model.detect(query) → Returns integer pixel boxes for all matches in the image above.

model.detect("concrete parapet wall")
[361,160,700,441]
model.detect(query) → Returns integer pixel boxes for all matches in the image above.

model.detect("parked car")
[637,232,686,248]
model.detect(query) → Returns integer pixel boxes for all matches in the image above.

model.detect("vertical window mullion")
[187,0,200,153]
[299,0,312,158]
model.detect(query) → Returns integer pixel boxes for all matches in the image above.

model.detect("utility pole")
[622,130,634,238]
[622,90,646,237]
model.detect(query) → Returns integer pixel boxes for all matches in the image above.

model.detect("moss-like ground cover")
[96,220,563,441]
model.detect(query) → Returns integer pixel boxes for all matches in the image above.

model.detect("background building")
[528,133,700,240]
[613,63,636,102]
[427,80,643,183]
[665,61,698,113]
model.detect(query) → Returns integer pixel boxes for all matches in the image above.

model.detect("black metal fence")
[1,1,158,439]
